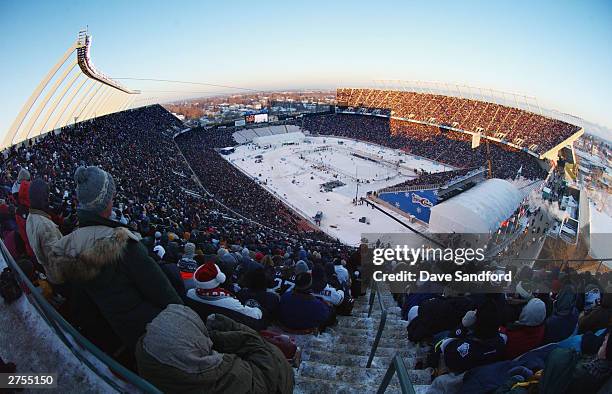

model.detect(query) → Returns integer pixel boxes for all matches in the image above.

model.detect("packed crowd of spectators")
[0,105,362,393]
[337,88,581,155]
[1,104,608,393]
[303,113,546,180]
[175,128,332,241]
[385,167,477,190]
[388,262,612,393]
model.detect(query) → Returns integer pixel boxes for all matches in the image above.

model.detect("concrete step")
[335,335,431,355]
[351,308,403,320]
[297,359,432,386]
[309,339,422,358]
[352,304,401,314]
[295,375,384,394]
[302,349,391,369]
[327,326,408,340]
[335,317,408,331]
[295,375,431,394]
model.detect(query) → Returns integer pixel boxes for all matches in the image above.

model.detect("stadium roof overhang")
[1,29,140,150]
[539,127,585,161]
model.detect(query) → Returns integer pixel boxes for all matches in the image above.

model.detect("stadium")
[0,26,610,394]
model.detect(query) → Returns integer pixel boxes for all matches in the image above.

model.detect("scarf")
[196,286,235,299]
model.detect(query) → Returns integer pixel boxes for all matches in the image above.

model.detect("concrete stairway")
[292,289,432,393]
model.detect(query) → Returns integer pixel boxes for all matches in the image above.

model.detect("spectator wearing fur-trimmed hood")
[48,166,182,348]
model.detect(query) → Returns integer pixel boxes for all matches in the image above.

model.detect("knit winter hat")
[184,243,196,258]
[17,168,31,182]
[241,247,250,258]
[295,260,310,275]
[154,231,162,240]
[74,166,115,214]
[29,178,49,210]
[518,298,546,326]
[193,262,226,290]
[299,248,308,261]
[294,272,313,291]
[254,252,264,262]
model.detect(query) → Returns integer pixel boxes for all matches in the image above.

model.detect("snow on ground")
[0,256,116,393]
[507,177,544,199]
[224,136,449,245]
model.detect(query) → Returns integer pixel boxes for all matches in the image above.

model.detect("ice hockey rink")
[222,134,451,245]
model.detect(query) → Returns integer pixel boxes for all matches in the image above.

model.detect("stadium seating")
[337,88,581,155]
[3,105,610,394]
[303,113,546,180]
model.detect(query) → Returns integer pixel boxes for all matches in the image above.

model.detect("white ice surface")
[224,136,449,245]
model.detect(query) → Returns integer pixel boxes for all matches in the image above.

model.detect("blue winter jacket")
[279,290,331,330]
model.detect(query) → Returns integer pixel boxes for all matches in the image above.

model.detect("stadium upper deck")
[337,88,583,158]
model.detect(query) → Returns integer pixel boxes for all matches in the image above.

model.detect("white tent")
[429,178,523,233]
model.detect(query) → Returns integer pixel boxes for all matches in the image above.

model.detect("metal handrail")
[0,240,162,394]
[377,354,416,394]
[367,280,388,368]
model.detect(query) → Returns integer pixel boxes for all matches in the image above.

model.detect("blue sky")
[1,0,611,136]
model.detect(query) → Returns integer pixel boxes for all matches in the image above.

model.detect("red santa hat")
[193,262,226,290]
